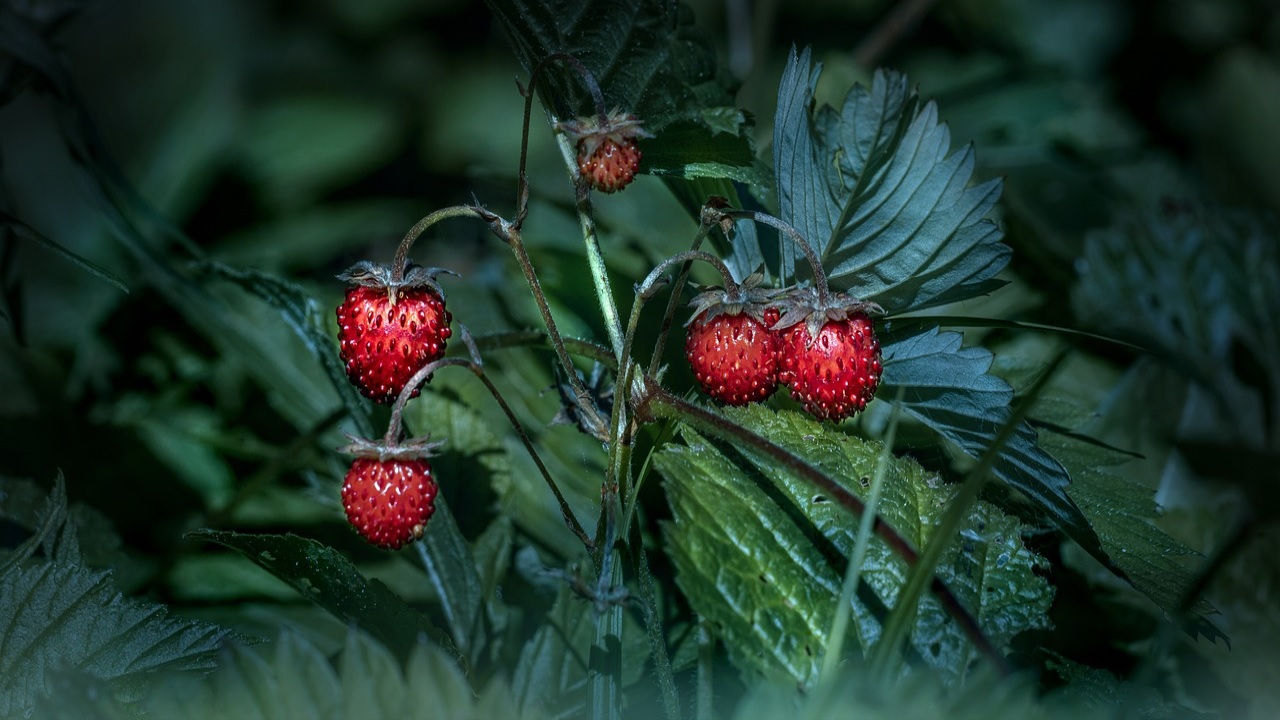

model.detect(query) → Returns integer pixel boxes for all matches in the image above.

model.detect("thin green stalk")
[554,130,626,364]
[820,387,905,681]
[868,351,1068,680]
[589,486,624,720]
[696,618,714,720]
[391,205,485,282]
[646,220,714,379]
[636,541,682,720]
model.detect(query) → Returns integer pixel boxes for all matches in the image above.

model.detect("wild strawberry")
[684,275,783,405]
[336,261,453,404]
[557,110,653,193]
[775,288,883,422]
[339,434,443,549]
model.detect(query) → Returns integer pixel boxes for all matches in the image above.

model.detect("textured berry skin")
[337,285,452,404]
[342,457,439,549]
[685,307,782,405]
[578,136,642,193]
[778,312,882,421]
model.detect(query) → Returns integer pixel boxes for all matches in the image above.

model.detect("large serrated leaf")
[190,530,455,664]
[0,480,229,718]
[658,405,1053,686]
[879,326,1113,573]
[773,47,1009,313]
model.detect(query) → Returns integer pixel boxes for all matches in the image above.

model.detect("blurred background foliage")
[1,0,1279,717]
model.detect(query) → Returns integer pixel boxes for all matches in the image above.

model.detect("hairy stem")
[720,208,831,305]
[390,206,484,283]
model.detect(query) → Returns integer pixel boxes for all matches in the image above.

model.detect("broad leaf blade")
[659,405,1053,686]
[773,50,1010,313]
[879,327,1112,571]
[190,530,456,663]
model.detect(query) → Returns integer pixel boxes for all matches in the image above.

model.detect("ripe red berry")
[558,111,653,194]
[686,307,782,405]
[336,262,453,404]
[341,457,439,549]
[778,312,882,421]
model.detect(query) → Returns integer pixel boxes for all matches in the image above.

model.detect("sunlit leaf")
[659,404,1053,687]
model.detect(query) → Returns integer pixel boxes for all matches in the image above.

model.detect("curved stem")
[635,382,1008,676]
[390,205,484,283]
[636,250,739,301]
[469,330,617,368]
[523,51,609,126]
[721,209,831,305]
[646,220,714,379]
[381,327,593,548]
[553,131,626,364]
[506,221,610,440]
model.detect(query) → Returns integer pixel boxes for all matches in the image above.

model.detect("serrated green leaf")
[190,530,455,664]
[773,48,1009,313]
[196,260,374,439]
[0,481,229,717]
[660,404,1053,687]
[880,327,1113,573]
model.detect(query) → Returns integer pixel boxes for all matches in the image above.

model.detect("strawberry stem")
[646,214,716,380]
[377,325,594,549]
[391,205,485,283]
[717,208,832,306]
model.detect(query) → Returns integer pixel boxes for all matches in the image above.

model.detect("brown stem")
[853,0,941,70]
[389,206,483,283]
[720,209,831,305]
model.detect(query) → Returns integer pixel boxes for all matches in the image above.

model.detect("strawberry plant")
[2,1,1278,719]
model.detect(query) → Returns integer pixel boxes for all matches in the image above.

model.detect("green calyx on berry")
[557,110,653,194]
[339,433,444,550]
[684,273,784,406]
[336,261,455,404]
[774,286,885,422]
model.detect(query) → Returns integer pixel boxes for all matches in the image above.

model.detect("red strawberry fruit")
[684,275,783,405]
[558,111,653,193]
[339,434,443,549]
[342,458,438,549]
[776,289,883,422]
[336,261,453,404]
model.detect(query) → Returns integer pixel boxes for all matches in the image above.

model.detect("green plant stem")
[696,619,714,720]
[555,130,626,364]
[391,205,484,282]
[469,330,616,368]
[635,541,682,720]
[589,485,624,720]
[868,351,1067,681]
[634,382,1007,675]
[820,387,905,681]
[504,222,610,440]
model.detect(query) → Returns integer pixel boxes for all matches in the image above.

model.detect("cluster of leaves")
[2,0,1278,718]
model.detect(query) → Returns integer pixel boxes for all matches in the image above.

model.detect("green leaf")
[879,327,1112,572]
[0,210,130,294]
[196,260,374,439]
[658,405,1053,687]
[190,530,456,664]
[773,48,1009,313]
[0,481,229,718]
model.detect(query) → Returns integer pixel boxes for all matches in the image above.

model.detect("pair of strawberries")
[684,283,883,421]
